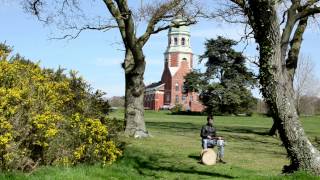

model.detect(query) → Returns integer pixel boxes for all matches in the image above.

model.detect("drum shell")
[201,149,217,165]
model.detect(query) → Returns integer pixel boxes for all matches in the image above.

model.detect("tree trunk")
[268,122,277,136]
[248,0,320,174]
[123,50,149,138]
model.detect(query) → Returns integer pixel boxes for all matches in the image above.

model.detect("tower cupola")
[166,15,192,54]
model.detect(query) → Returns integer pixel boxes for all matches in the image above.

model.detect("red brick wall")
[152,51,204,112]
[169,53,204,112]
[144,92,164,111]
[170,52,179,67]
[154,93,164,111]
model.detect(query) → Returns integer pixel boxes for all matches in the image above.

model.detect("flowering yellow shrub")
[70,114,122,165]
[0,44,121,171]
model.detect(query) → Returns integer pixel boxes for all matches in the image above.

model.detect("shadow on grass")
[188,154,200,161]
[128,154,235,179]
[219,126,270,136]
[121,148,235,179]
[147,121,200,133]
[147,121,272,137]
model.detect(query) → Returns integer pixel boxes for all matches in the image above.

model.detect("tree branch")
[49,24,118,40]
[297,0,320,20]
[280,1,300,63]
[102,0,127,42]
[286,17,308,78]
[138,0,185,45]
[230,0,245,7]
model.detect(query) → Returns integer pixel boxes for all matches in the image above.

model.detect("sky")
[1,1,320,98]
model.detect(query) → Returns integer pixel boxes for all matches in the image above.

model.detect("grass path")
[2,110,320,179]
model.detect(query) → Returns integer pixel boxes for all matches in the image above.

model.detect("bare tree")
[215,0,320,175]
[24,0,199,138]
[294,54,320,115]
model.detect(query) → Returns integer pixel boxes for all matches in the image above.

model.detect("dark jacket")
[200,124,216,139]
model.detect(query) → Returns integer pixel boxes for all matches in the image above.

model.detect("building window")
[175,83,179,91]
[175,95,179,103]
[174,37,178,45]
[190,95,193,102]
[181,38,185,46]
[182,84,187,93]
[166,94,170,102]
[182,95,186,102]
[169,38,171,45]
[182,58,187,61]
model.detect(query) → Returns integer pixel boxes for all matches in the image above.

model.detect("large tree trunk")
[123,50,149,138]
[248,0,320,174]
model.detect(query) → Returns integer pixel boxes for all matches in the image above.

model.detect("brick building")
[144,16,204,112]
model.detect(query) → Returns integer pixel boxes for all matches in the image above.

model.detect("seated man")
[200,115,226,163]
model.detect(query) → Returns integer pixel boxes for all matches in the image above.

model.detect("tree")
[226,0,320,174]
[184,36,257,115]
[24,0,199,137]
[108,96,125,108]
[294,54,320,115]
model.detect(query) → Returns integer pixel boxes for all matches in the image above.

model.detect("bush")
[0,45,121,171]
[170,104,184,114]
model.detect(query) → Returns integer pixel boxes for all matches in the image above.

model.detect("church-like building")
[144,17,204,112]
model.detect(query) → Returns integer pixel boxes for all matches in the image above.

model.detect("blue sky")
[1,1,320,98]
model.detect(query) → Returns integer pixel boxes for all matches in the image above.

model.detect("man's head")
[207,115,214,125]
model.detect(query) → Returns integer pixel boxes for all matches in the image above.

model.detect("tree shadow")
[188,154,200,161]
[129,154,235,179]
[147,121,272,137]
[219,126,270,136]
[147,121,200,133]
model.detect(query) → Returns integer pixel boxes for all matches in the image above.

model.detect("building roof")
[145,81,164,90]
[169,15,190,35]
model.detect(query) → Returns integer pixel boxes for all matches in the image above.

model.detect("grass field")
[2,110,320,179]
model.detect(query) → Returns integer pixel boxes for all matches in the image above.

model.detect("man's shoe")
[218,159,226,164]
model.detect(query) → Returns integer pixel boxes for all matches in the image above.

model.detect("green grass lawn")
[2,110,320,180]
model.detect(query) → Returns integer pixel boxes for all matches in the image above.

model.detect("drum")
[201,149,217,165]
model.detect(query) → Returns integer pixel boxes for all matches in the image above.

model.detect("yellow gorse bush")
[0,45,121,171]
[71,114,122,165]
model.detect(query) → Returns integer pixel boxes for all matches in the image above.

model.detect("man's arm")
[200,126,208,139]
[212,127,217,137]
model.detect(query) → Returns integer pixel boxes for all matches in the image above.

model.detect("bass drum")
[201,149,217,165]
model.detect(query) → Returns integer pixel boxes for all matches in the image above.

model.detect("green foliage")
[170,104,184,114]
[0,45,121,171]
[184,36,257,115]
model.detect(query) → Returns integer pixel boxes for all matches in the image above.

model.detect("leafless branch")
[49,24,118,40]
[138,0,199,45]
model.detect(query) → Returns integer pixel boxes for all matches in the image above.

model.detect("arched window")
[174,37,178,45]
[181,38,185,46]
[169,38,171,45]
[182,58,187,61]
[175,83,179,91]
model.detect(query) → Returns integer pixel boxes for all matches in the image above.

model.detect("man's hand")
[207,136,212,139]
[211,136,224,140]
